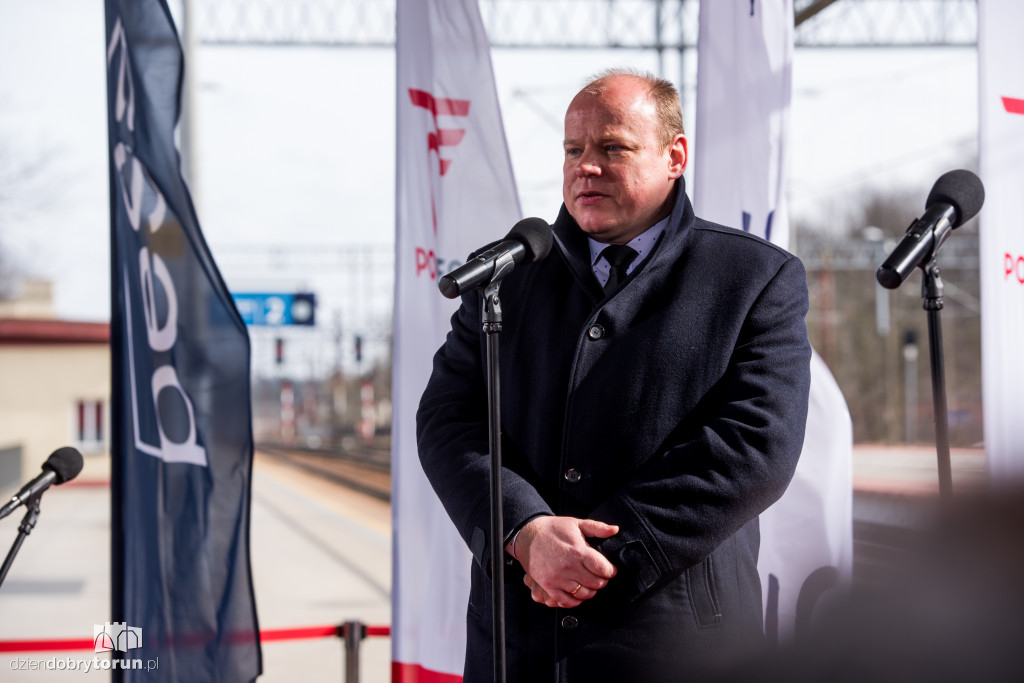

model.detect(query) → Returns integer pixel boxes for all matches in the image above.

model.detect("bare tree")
[0,121,61,299]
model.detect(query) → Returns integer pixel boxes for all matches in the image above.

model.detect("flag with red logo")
[393,0,521,679]
[694,0,853,641]
[979,0,1024,478]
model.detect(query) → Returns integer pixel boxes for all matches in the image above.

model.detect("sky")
[0,0,978,341]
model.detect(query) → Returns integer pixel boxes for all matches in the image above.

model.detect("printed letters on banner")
[105,1,261,680]
[392,0,521,679]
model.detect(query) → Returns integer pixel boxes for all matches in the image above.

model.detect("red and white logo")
[1002,96,1024,115]
[408,88,471,233]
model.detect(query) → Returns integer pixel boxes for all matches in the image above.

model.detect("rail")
[257,445,391,501]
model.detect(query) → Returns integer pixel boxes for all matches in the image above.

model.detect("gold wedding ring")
[570,583,582,595]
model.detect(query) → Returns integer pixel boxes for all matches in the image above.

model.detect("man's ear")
[668,135,687,178]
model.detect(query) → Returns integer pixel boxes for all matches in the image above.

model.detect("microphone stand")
[921,259,953,502]
[480,252,516,683]
[0,492,43,590]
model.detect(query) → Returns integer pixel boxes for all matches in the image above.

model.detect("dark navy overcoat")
[417,180,812,682]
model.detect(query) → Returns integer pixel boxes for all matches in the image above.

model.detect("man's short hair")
[580,68,685,147]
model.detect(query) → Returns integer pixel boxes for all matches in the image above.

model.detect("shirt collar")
[588,215,669,269]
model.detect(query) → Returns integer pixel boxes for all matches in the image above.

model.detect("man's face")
[562,76,687,245]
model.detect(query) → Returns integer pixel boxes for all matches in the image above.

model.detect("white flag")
[393,0,521,679]
[694,0,853,641]
[979,0,1024,480]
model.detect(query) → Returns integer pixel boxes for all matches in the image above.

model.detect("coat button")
[564,468,582,484]
[587,324,604,340]
[561,615,579,630]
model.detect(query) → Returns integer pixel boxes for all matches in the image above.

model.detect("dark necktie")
[601,244,639,295]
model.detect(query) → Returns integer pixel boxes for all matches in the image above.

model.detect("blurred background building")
[0,280,110,488]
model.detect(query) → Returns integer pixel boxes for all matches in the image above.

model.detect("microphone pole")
[441,218,551,683]
[920,259,953,502]
[482,253,514,683]
[440,217,551,682]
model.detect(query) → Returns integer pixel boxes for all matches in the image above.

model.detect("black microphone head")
[43,447,84,485]
[506,217,553,263]
[926,169,985,228]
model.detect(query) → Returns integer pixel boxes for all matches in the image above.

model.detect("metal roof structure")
[193,0,978,49]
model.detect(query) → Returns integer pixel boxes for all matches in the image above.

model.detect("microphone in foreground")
[876,169,985,289]
[438,217,553,299]
[0,447,83,520]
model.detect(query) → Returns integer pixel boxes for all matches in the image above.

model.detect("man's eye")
[565,148,581,156]
[606,145,621,152]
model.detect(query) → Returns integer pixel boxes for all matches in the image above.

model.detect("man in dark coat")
[417,70,812,682]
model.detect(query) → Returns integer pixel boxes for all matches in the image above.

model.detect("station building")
[0,279,109,489]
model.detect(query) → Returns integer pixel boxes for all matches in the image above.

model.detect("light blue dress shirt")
[587,216,669,289]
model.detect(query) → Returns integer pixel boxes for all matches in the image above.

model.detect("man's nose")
[576,150,601,177]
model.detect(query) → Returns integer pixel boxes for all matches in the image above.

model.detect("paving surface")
[0,452,391,683]
[853,444,986,496]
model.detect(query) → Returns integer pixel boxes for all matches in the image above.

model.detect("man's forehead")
[567,87,655,123]
[564,98,650,139]
[563,123,641,145]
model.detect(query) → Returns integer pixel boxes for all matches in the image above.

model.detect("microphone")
[0,447,83,520]
[438,217,553,299]
[876,169,985,289]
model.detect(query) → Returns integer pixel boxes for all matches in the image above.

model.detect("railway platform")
[0,450,391,682]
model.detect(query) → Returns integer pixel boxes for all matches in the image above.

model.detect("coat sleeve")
[588,254,812,601]
[416,291,554,571]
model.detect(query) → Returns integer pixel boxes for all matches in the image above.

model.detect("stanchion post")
[342,620,366,683]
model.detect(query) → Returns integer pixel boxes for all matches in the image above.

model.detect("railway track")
[257,444,391,502]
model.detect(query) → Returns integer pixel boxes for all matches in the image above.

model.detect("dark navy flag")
[105,1,261,681]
